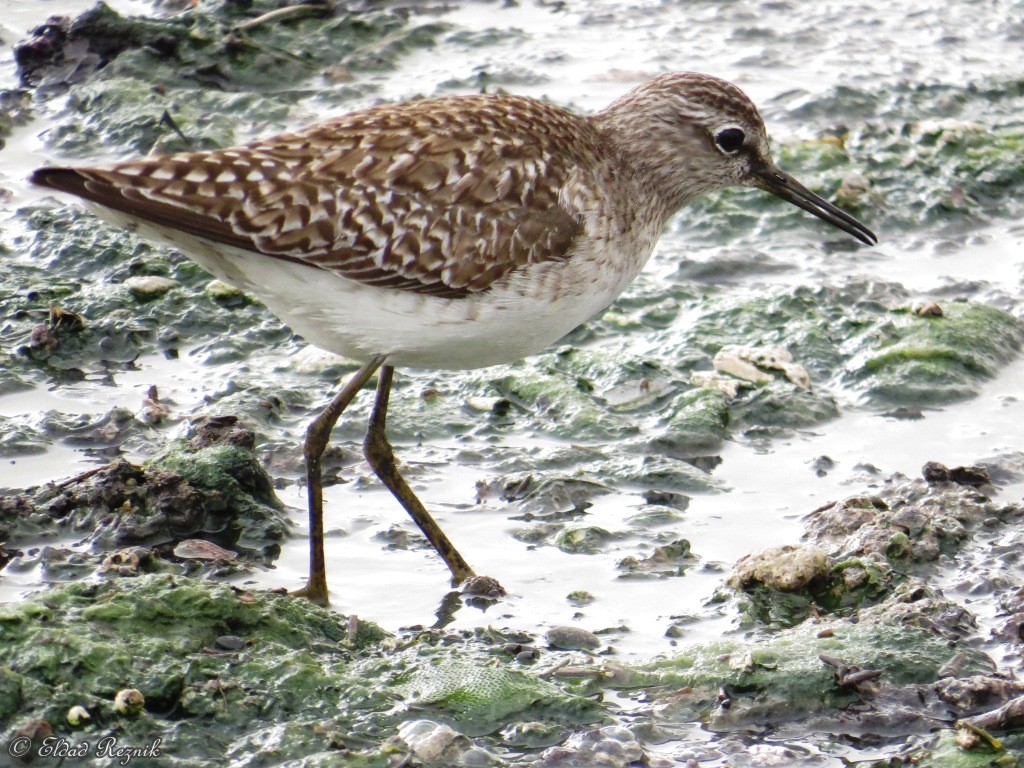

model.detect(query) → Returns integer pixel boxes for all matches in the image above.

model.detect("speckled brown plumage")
[32,72,875,370]
[33,95,608,299]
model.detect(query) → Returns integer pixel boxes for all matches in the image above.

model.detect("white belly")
[95,208,658,370]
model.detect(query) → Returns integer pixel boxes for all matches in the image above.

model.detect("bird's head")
[596,72,876,245]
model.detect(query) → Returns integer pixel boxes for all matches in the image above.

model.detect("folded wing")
[31,95,593,299]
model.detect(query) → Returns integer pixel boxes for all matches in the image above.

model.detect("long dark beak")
[752,165,877,246]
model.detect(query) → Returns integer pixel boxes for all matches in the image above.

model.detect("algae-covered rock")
[155,440,285,546]
[816,555,896,612]
[732,379,841,428]
[0,575,602,765]
[617,538,695,579]
[490,368,636,441]
[604,621,993,731]
[123,274,178,301]
[847,302,1024,405]
[5,207,293,387]
[858,115,1024,226]
[554,526,617,555]
[0,418,287,565]
[907,729,1024,768]
[729,469,1024,629]
[595,453,725,494]
[545,626,602,652]
[658,386,730,456]
[666,286,1023,414]
[0,415,50,456]
[670,285,863,380]
[0,88,31,147]
[0,576,372,748]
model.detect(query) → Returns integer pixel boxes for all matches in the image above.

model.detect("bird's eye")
[714,127,745,154]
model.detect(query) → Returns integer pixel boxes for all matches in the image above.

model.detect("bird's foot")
[460,574,507,599]
[291,579,330,607]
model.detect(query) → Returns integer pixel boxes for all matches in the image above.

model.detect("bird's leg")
[363,365,476,585]
[294,355,385,606]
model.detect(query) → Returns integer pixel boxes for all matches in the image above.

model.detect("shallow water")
[2,0,1024,761]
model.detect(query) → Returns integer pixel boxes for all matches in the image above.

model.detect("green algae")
[0,425,287,558]
[607,622,992,726]
[380,651,600,737]
[660,387,730,455]
[667,286,1023,410]
[848,302,1024,405]
[0,575,601,765]
[37,2,448,156]
[490,367,637,442]
[4,206,292,385]
[671,285,871,380]
[912,729,1024,768]
[154,441,285,545]
[554,525,616,555]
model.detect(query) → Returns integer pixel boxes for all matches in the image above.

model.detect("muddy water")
[1,0,1024,760]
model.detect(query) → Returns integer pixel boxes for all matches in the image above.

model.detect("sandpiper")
[31,72,876,605]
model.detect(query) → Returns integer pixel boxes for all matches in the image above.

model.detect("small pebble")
[113,688,145,716]
[66,705,90,726]
[124,275,178,300]
[397,719,468,762]
[173,539,237,561]
[914,301,943,317]
[215,635,245,651]
[545,626,601,651]
[205,279,246,304]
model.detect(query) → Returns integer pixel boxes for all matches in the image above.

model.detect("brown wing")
[30,95,595,298]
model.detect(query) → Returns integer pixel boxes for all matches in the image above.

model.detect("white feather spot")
[385,153,416,178]
[445,166,463,185]
[495,168,514,199]
[353,210,378,230]
[353,156,376,176]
